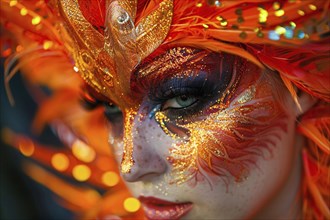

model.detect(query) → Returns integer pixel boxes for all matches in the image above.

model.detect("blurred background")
[0,58,73,220]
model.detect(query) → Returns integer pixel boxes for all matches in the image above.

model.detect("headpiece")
[57,0,329,104]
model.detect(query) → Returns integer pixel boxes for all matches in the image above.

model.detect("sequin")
[235,8,242,15]
[284,27,294,39]
[268,31,280,41]
[43,41,53,50]
[309,4,317,11]
[275,9,285,17]
[20,8,28,16]
[9,0,17,7]
[275,26,286,35]
[273,2,281,10]
[202,24,209,29]
[239,31,247,39]
[290,21,296,28]
[258,7,268,24]
[297,9,305,16]
[220,19,228,27]
[256,30,264,38]
[237,16,244,23]
[32,16,42,25]
[297,30,305,39]
[216,16,224,21]
[214,0,222,7]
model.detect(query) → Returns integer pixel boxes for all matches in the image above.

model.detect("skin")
[105,50,313,219]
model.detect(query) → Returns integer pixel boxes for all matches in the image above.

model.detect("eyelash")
[80,93,123,123]
[81,53,243,127]
[80,94,103,110]
[149,77,234,124]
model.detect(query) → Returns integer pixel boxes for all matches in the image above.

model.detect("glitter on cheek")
[237,86,256,104]
[157,82,288,186]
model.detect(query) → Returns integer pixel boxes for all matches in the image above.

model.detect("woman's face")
[105,47,301,219]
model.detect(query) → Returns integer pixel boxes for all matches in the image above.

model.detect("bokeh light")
[20,8,28,16]
[19,139,35,157]
[9,0,17,7]
[51,153,69,171]
[31,16,41,25]
[101,171,119,187]
[72,165,91,182]
[123,197,141,213]
[275,9,285,17]
[43,41,53,50]
[72,140,96,163]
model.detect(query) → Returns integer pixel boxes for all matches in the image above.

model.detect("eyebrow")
[134,47,209,79]
[130,47,212,96]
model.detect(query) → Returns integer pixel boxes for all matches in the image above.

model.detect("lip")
[139,196,193,220]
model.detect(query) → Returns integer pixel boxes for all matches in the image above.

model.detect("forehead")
[125,47,242,100]
[105,47,205,106]
[134,47,208,78]
[98,45,256,110]
[64,0,327,107]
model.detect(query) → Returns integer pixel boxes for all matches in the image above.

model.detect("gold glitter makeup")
[153,62,287,185]
[121,108,137,173]
[135,47,208,79]
[155,111,178,139]
[237,86,256,104]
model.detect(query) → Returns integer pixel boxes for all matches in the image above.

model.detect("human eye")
[103,103,123,138]
[104,103,123,123]
[155,78,230,124]
[80,89,104,110]
[148,53,238,124]
[150,78,229,126]
[79,89,123,126]
[162,95,198,110]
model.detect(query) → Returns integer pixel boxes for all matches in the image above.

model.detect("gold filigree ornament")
[58,0,173,105]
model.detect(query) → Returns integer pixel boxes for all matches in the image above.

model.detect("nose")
[121,110,168,182]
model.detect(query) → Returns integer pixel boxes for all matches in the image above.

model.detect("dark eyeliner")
[149,76,222,123]
[104,103,123,123]
[80,93,103,111]
[149,75,213,103]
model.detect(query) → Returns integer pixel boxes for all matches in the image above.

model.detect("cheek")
[167,84,289,186]
[110,137,124,164]
[107,119,125,163]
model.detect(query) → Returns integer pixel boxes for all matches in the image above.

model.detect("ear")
[294,91,318,117]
